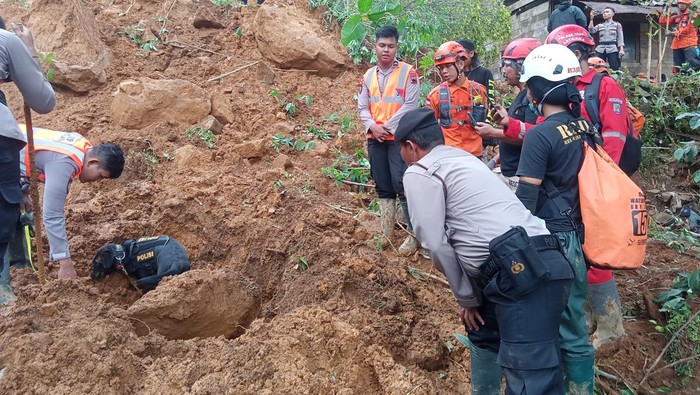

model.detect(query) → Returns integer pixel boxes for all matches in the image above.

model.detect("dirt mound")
[0,0,698,393]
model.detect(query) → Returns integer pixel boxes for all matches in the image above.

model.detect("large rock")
[254,6,347,77]
[26,0,109,93]
[127,269,259,340]
[111,78,211,129]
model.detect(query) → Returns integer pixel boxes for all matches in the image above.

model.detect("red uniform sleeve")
[598,77,629,164]
[503,115,544,140]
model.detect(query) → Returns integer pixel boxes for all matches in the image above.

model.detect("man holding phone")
[589,7,625,71]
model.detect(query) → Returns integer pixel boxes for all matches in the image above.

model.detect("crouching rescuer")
[395,108,574,394]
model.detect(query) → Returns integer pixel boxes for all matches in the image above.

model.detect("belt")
[475,234,562,289]
[599,41,617,45]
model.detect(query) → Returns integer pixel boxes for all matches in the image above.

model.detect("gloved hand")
[19,212,35,237]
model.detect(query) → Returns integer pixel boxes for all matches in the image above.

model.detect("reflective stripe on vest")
[18,124,91,180]
[437,82,475,127]
[365,62,412,125]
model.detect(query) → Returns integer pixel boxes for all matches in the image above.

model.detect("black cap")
[395,108,439,143]
[456,39,475,52]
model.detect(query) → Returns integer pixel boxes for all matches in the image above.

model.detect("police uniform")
[589,20,624,71]
[396,108,574,394]
[1,29,56,304]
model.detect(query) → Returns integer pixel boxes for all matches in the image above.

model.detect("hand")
[619,49,625,57]
[492,105,509,127]
[369,124,389,142]
[459,306,485,331]
[57,259,78,279]
[590,10,595,18]
[11,23,37,53]
[474,122,505,140]
[20,193,33,213]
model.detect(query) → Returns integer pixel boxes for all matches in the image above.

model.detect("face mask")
[528,101,542,117]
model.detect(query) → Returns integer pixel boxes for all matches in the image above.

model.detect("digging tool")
[23,103,48,285]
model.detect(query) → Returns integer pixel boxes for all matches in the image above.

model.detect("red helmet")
[678,0,692,4]
[546,24,595,47]
[502,38,542,60]
[434,41,468,66]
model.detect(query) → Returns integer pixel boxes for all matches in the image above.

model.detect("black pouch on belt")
[488,226,551,296]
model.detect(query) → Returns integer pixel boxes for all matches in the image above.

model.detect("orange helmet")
[502,38,542,60]
[434,41,468,66]
[546,24,595,47]
[588,56,607,71]
[678,0,692,4]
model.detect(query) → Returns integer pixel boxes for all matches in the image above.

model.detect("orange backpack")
[546,124,648,270]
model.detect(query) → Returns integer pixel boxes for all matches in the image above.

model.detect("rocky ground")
[0,0,698,393]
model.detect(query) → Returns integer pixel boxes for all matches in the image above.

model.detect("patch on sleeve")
[612,102,622,115]
[409,69,419,84]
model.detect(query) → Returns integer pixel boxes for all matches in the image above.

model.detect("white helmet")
[519,43,581,83]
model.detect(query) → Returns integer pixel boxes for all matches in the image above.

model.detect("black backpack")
[582,72,642,176]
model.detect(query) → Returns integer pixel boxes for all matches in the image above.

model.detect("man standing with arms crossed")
[358,25,420,256]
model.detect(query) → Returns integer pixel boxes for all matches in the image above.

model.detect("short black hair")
[457,39,480,67]
[403,123,444,150]
[0,16,6,30]
[376,25,399,42]
[604,6,615,13]
[91,144,125,178]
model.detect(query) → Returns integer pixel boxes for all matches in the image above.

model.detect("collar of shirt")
[377,60,400,75]
[577,68,598,84]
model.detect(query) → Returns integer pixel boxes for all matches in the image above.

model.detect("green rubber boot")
[563,358,594,395]
[588,279,625,349]
[469,342,502,394]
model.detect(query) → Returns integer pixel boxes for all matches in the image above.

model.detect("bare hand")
[11,23,36,53]
[20,193,33,213]
[459,306,485,331]
[474,122,505,140]
[58,259,78,279]
[492,105,509,127]
[369,124,389,142]
[619,49,625,57]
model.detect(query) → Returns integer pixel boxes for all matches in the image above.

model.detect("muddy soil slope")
[0,0,698,394]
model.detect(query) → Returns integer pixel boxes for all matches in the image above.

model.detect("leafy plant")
[271,133,295,152]
[676,107,700,131]
[211,0,236,5]
[293,256,309,271]
[320,148,371,189]
[36,52,57,81]
[294,139,316,152]
[234,27,243,37]
[7,0,29,9]
[120,24,159,52]
[186,127,218,149]
[652,271,700,385]
[283,102,297,117]
[125,144,161,180]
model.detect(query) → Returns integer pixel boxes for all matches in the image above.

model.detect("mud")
[0,0,698,394]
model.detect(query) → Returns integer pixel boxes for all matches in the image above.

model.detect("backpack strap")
[437,82,474,128]
[583,72,605,132]
[412,162,447,199]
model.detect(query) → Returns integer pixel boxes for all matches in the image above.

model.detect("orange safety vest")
[426,80,486,157]
[18,124,92,181]
[363,62,413,141]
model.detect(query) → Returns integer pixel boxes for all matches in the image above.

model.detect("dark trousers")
[595,51,621,71]
[0,136,23,245]
[672,47,700,73]
[468,249,573,394]
[367,138,407,205]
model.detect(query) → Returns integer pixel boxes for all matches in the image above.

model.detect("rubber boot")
[378,198,396,241]
[5,224,30,269]
[563,358,594,395]
[588,279,625,349]
[469,342,502,395]
[0,257,16,305]
[397,199,418,256]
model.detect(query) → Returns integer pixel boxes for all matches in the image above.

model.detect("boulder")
[26,0,110,93]
[111,78,211,129]
[254,5,347,77]
[173,144,207,170]
[199,115,223,135]
[234,138,267,159]
[210,94,234,125]
[193,5,227,29]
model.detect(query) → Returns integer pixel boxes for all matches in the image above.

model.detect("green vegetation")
[120,24,160,52]
[36,52,57,81]
[269,89,314,119]
[320,148,371,189]
[651,271,700,385]
[270,133,316,153]
[186,127,218,149]
[308,0,511,66]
